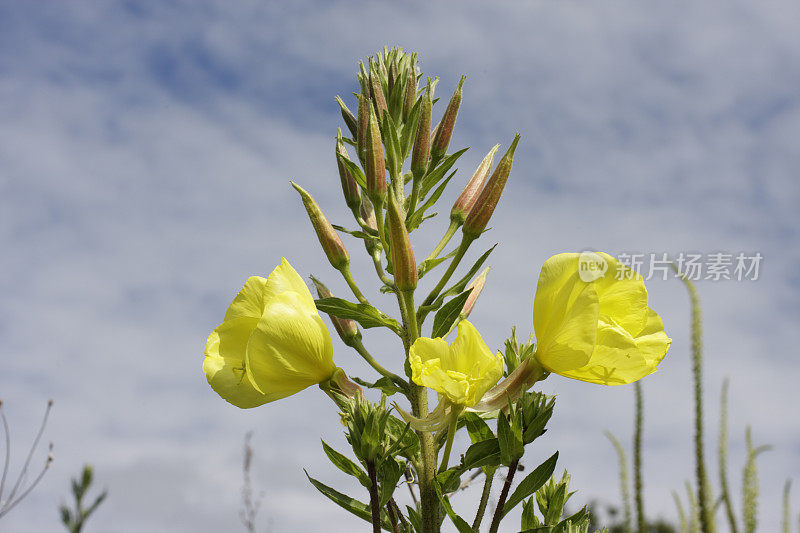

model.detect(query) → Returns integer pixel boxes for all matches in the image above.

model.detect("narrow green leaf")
[337,152,367,190]
[463,412,494,444]
[497,412,523,466]
[521,497,539,529]
[378,456,404,507]
[544,483,567,524]
[420,148,468,199]
[352,377,404,397]
[305,471,374,524]
[407,172,455,231]
[431,289,472,338]
[314,297,401,333]
[461,438,501,471]
[502,452,559,518]
[321,440,371,488]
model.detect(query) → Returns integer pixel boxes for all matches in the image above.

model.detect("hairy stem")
[350,337,408,390]
[418,234,473,325]
[424,220,459,264]
[634,382,645,533]
[488,460,518,533]
[472,469,494,531]
[340,264,369,305]
[367,460,381,533]
[438,414,458,473]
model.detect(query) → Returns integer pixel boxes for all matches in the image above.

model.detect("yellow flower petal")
[203,317,269,408]
[409,320,503,407]
[262,257,316,313]
[532,252,671,386]
[245,290,335,400]
[224,276,268,321]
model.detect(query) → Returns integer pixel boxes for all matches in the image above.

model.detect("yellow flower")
[203,258,336,408]
[409,320,504,407]
[532,252,671,385]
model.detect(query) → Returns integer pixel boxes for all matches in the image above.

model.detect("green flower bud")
[291,181,350,270]
[356,93,369,164]
[335,96,358,140]
[430,76,465,162]
[387,195,417,291]
[310,276,361,345]
[450,144,500,225]
[369,61,388,118]
[402,59,417,121]
[336,131,361,211]
[365,104,387,203]
[462,134,520,239]
[410,81,432,179]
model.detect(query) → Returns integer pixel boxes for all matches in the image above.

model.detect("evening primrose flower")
[203,258,337,408]
[532,252,671,385]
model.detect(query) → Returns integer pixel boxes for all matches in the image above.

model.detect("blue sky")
[1,1,799,531]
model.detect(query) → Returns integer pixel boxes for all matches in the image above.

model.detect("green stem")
[438,412,459,473]
[406,174,422,218]
[418,234,473,325]
[424,220,459,263]
[373,198,388,251]
[398,289,438,533]
[634,382,645,533]
[340,264,369,305]
[350,337,408,390]
[367,460,381,533]
[472,470,494,531]
[488,460,518,533]
[371,248,395,289]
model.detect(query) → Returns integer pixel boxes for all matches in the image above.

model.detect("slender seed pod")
[430,76,465,161]
[335,96,358,140]
[386,195,417,291]
[356,93,370,164]
[310,276,360,345]
[450,144,500,225]
[365,104,387,203]
[290,181,349,270]
[411,81,433,179]
[336,131,361,211]
[462,134,520,239]
[403,58,417,121]
[369,61,388,118]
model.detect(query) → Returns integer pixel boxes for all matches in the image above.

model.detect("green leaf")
[544,483,567,524]
[423,244,497,316]
[497,412,524,466]
[462,412,494,444]
[332,224,378,241]
[378,456,405,507]
[337,152,367,190]
[321,440,371,488]
[407,172,455,231]
[417,248,457,278]
[314,297,401,333]
[430,289,472,338]
[521,497,539,529]
[381,113,403,180]
[406,505,422,532]
[522,397,555,444]
[305,471,377,526]
[435,467,461,494]
[434,481,473,533]
[385,415,420,461]
[461,438,501,471]
[420,148,468,199]
[502,452,559,518]
[400,98,422,158]
[352,377,404,397]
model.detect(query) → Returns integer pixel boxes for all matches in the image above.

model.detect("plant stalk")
[367,460,381,533]
[472,469,494,531]
[488,460,518,533]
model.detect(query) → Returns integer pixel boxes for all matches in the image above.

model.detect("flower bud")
[430,76,465,162]
[291,181,350,270]
[359,199,377,231]
[335,96,358,140]
[461,267,490,319]
[356,93,369,163]
[336,131,361,211]
[369,61,388,118]
[387,195,417,291]
[388,57,399,95]
[365,104,387,203]
[450,144,500,225]
[462,134,520,239]
[310,276,361,345]
[403,60,417,120]
[410,81,432,179]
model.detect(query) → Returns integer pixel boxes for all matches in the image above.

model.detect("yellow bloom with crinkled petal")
[532,252,671,385]
[203,258,336,408]
[409,320,504,407]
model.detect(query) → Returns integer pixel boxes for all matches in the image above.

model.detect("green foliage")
[60,465,107,533]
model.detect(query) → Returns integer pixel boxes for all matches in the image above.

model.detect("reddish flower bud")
[403,60,417,120]
[461,267,489,319]
[336,131,361,211]
[386,195,417,291]
[311,276,361,345]
[450,144,500,225]
[410,82,432,179]
[291,181,350,270]
[431,76,465,162]
[365,104,387,203]
[359,200,377,231]
[462,134,520,239]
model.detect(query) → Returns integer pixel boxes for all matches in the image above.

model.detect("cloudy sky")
[1,1,799,531]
